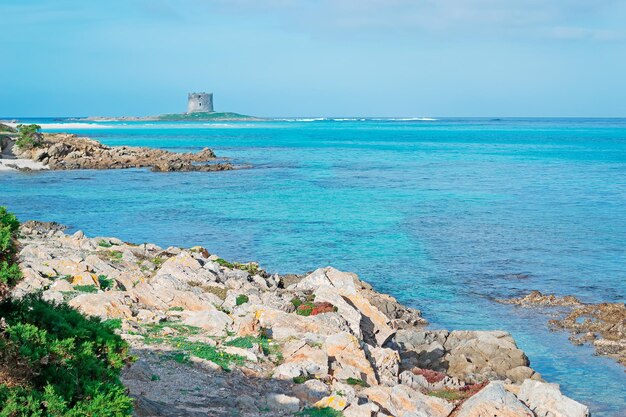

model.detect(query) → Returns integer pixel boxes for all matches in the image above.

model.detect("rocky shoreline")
[0,124,235,172]
[11,221,590,417]
[499,291,626,367]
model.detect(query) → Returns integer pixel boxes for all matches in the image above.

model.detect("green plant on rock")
[215,258,235,269]
[98,275,114,290]
[0,207,19,234]
[346,377,369,387]
[0,261,21,286]
[74,284,98,293]
[0,294,134,416]
[98,240,113,248]
[297,407,344,417]
[236,294,249,306]
[291,296,303,308]
[15,124,43,150]
[296,302,314,316]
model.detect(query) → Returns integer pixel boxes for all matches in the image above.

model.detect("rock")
[369,347,400,386]
[362,384,453,417]
[236,394,259,412]
[273,341,329,379]
[506,365,541,383]
[326,332,378,386]
[346,293,395,346]
[42,290,64,304]
[498,290,581,307]
[72,272,99,287]
[444,331,529,381]
[344,402,379,417]
[181,310,232,336]
[455,381,533,417]
[266,393,301,413]
[223,346,257,362]
[254,306,351,340]
[518,379,590,417]
[68,292,135,319]
[49,279,74,292]
[292,266,358,295]
[314,395,349,411]
[293,379,330,404]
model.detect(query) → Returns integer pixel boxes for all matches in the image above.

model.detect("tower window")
[199,103,202,106]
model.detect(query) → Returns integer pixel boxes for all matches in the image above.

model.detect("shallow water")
[1,118,625,415]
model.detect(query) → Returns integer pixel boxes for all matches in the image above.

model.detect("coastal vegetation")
[15,124,42,150]
[0,206,134,416]
[156,111,255,121]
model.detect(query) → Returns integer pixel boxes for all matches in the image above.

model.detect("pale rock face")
[181,309,233,336]
[265,393,301,413]
[455,381,533,417]
[223,346,258,362]
[48,259,88,276]
[326,331,378,386]
[292,379,330,404]
[444,331,529,381]
[10,268,52,298]
[363,384,454,417]
[156,252,216,285]
[68,292,135,319]
[518,379,590,417]
[291,266,359,295]
[506,365,541,383]
[255,307,350,340]
[314,285,363,338]
[347,293,396,346]
[49,278,74,292]
[344,402,379,417]
[314,395,349,411]
[72,272,99,287]
[273,339,329,379]
[42,290,64,304]
[369,346,400,386]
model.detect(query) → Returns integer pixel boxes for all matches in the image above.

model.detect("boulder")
[292,379,330,404]
[518,379,590,417]
[314,395,349,411]
[68,292,135,319]
[326,332,378,386]
[273,340,329,379]
[444,331,529,381]
[266,393,301,413]
[181,310,232,336]
[369,347,400,386]
[455,381,533,417]
[362,384,453,417]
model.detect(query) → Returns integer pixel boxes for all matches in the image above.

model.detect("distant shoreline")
[71,111,265,122]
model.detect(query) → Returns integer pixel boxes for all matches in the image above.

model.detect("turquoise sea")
[1,118,625,415]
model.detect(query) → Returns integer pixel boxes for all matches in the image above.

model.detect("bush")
[0,226,12,253]
[15,124,43,150]
[0,207,19,233]
[0,261,21,286]
[98,275,114,290]
[0,295,134,416]
[236,294,249,306]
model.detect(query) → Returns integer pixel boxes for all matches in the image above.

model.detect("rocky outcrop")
[499,290,626,367]
[12,223,587,417]
[10,132,235,172]
[518,380,590,417]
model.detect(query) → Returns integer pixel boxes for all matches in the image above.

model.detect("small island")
[75,92,265,122]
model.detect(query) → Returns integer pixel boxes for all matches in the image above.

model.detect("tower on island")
[187,92,214,113]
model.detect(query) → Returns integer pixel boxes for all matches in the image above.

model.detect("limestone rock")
[362,384,453,417]
[181,310,232,336]
[455,381,533,417]
[518,379,590,417]
[266,393,301,413]
[369,346,400,386]
[326,332,378,386]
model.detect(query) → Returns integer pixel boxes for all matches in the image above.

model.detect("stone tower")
[187,92,214,113]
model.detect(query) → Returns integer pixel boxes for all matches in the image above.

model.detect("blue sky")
[1,0,625,117]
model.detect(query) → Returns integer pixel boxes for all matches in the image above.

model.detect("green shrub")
[0,225,12,253]
[0,295,134,416]
[236,294,249,306]
[215,258,234,268]
[0,207,19,233]
[297,407,343,417]
[98,240,113,248]
[291,296,302,308]
[98,275,114,290]
[15,124,43,150]
[168,306,184,312]
[0,261,21,286]
[296,303,314,317]
[74,285,98,293]
[346,377,369,387]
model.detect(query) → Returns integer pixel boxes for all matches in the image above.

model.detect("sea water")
[1,118,625,415]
